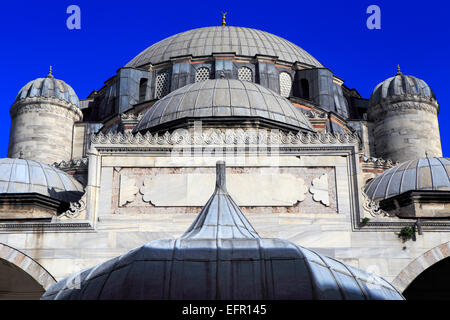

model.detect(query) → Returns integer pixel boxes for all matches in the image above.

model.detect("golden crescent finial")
[221,11,227,26]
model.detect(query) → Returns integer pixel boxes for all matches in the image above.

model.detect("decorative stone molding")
[52,158,88,170]
[11,96,83,121]
[310,174,330,206]
[57,193,87,219]
[119,175,139,206]
[361,188,391,217]
[369,98,439,121]
[360,155,398,168]
[304,110,327,119]
[120,112,143,122]
[0,243,56,290]
[120,113,144,133]
[392,242,450,292]
[91,130,359,146]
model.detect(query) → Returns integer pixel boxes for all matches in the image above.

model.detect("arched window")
[301,79,310,100]
[139,78,148,102]
[155,71,170,99]
[195,67,210,82]
[238,67,253,82]
[279,72,292,97]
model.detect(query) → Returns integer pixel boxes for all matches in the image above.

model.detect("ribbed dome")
[125,26,323,68]
[42,162,403,300]
[369,66,436,107]
[15,69,80,107]
[133,79,314,133]
[0,158,84,203]
[364,157,450,202]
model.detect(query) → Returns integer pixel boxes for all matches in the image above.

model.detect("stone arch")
[0,243,56,291]
[392,241,450,292]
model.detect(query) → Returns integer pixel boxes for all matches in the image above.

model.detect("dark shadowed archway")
[0,243,56,300]
[403,257,450,300]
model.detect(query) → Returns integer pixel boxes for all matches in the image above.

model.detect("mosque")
[1,17,449,300]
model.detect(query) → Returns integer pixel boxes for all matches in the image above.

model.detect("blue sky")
[0,0,448,157]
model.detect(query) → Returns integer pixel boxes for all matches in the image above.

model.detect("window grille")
[238,67,252,82]
[279,72,292,97]
[195,67,210,82]
[155,72,170,99]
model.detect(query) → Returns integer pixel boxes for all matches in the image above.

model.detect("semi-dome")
[15,68,80,108]
[369,66,436,107]
[364,157,450,202]
[42,162,403,300]
[133,79,314,133]
[0,158,84,203]
[125,26,323,68]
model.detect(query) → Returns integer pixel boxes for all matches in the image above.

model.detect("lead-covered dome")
[15,68,80,108]
[125,26,323,68]
[369,66,436,107]
[364,157,450,202]
[0,158,84,203]
[133,79,314,133]
[42,162,403,300]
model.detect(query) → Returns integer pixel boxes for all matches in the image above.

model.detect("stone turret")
[8,68,83,164]
[368,66,442,163]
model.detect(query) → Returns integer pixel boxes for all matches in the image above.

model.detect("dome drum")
[368,69,442,163]
[9,70,83,165]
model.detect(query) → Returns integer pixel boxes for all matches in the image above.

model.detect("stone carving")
[11,97,83,120]
[58,193,87,219]
[361,188,391,217]
[140,173,308,207]
[119,175,139,206]
[360,155,398,168]
[120,113,143,121]
[52,157,88,170]
[309,174,330,206]
[91,130,359,146]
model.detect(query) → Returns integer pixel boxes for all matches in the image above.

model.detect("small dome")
[364,157,450,202]
[0,158,84,203]
[42,162,403,300]
[133,79,314,133]
[369,66,436,107]
[15,68,80,107]
[126,26,322,68]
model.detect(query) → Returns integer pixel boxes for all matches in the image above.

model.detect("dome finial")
[396,64,402,75]
[221,11,227,26]
[47,65,54,78]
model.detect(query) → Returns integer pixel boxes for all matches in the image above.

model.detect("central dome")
[133,79,314,133]
[125,26,323,68]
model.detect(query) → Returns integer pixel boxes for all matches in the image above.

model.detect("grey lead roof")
[133,79,314,133]
[0,158,84,203]
[364,157,450,201]
[125,26,323,68]
[42,162,403,300]
[369,68,436,106]
[15,71,80,108]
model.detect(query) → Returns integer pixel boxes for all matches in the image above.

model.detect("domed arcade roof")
[0,158,84,203]
[125,26,323,68]
[15,67,80,108]
[369,66,436,107]
[42,162,403,300]
[133,79,314,133]
[364,157,450,202]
